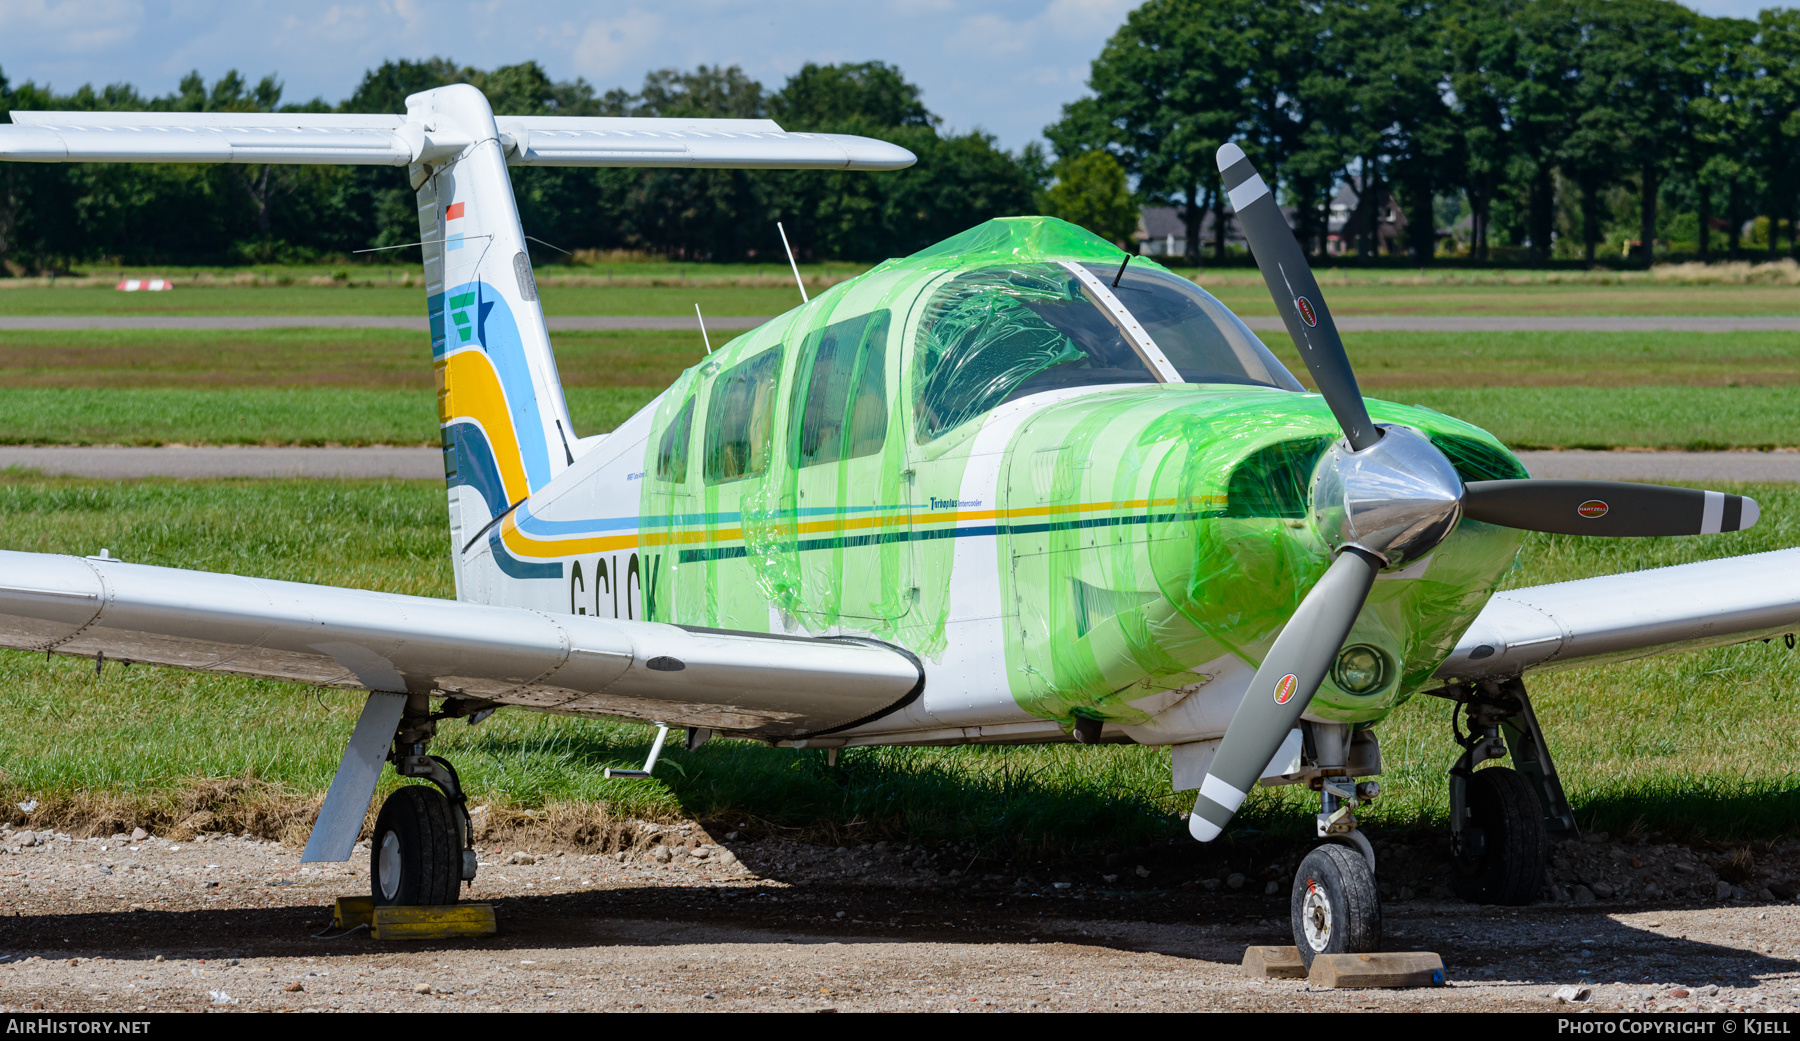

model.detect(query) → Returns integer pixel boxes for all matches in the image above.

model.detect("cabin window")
[654,398,693,482]
[912,265,1162,442]
[791,310,890,468]
[1084,263,1303,390]
[703,347,783,484]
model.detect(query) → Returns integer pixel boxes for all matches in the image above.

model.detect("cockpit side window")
[654,397,694,482]
[1084,263,1304,391]
[791,310,890,468]
[913,265,1160,442]
[703,348,783,484]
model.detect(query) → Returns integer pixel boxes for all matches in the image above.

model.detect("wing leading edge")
[1436,547,1800,683]
[0,111,916,170]
[0,550,920,739]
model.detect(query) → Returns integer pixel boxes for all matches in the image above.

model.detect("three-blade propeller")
[1190,144,1759,843]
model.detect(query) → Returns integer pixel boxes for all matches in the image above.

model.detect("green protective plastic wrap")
[999,388,1527,727]
[639,216,1527,731]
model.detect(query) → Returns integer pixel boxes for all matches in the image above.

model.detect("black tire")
[1290,843,1382,968]
[370,785,462,907]
[1453,766,1547,906]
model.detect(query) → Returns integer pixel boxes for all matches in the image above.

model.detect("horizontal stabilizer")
[1,110,915,170]
[1437,547,1800,681]
[0,550,922,738]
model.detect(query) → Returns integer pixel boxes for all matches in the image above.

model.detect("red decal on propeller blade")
[1295,297,1318,327]
[1577,499,1609,519]
[1273,673,1299,705]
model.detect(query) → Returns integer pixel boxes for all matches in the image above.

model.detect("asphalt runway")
[0,446,1795,482]
[1,315,1797,332]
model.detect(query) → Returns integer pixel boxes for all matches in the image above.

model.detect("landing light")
[1333,645,1390,695]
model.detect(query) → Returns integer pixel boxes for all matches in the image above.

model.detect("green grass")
[0,385,1786,450]
[0,328,706,390]
[0,475,1794,851]
[0,388,657,445]
[7,261,1800,316]
[1328,331,1800,388]
[0,328,1792,447]
[0,284,811,317]
[1388,387,1800,450]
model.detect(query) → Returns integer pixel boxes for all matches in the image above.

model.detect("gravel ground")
[1,820,1798,1013]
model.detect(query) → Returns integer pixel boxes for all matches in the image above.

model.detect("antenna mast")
[777,222,809,303]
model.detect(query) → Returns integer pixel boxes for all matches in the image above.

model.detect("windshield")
[1080,262,1303,390]
[912,262,1301,441]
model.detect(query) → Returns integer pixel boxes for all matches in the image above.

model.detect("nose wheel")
[1290,843,1382,968]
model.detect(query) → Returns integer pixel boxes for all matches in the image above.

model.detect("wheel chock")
[1307,952,1446,989]
[1241,945,1308,979]
[330,895,498,940]
[333,895,374,930]
[372,904,497,940]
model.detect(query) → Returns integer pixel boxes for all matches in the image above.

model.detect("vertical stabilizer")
[410,85,578,596]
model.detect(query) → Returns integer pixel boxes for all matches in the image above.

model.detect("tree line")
[0,59,1042,270]
[1051,0,1800,267]
[6,0,1798,271]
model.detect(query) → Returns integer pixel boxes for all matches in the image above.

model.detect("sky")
[0,0,1776,152]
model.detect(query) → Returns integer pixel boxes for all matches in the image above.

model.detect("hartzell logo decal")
[1273,673,1299,705]
[1577,499,1609,519]
[1295,296,1318,327]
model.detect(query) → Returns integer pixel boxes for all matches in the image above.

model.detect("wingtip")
[1216,142,1247,172]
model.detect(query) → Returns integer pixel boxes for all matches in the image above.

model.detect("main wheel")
[370,785,462,907]
[1452,766,1547,906]
[1291,843,1382,968]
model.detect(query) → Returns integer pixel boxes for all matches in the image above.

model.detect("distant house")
[1137,181,1421,259]
[1135,204,1287,259]
[1324,181,1406,256]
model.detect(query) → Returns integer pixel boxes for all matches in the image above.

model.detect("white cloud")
[571,10,664,79]
[1042,0,1139,40]
[0,0,145,54]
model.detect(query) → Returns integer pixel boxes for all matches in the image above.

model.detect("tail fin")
[0,95,915,598]
[408,86,577,572]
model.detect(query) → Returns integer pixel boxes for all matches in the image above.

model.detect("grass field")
[5,265,1800,317]
[0,474,1793,853]
[0,327,1790,448]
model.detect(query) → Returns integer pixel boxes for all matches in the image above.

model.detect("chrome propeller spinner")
[1311,426,1464,570]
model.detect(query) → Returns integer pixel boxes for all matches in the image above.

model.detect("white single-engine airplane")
[2,86,1797,965]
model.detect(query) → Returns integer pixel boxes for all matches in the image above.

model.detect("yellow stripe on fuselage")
[493,497,1201,561]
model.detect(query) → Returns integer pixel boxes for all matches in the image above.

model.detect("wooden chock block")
[1308,952,1446,989]
[371,903,497,941]
[1241,945,1308,979]
[333,895,374,931]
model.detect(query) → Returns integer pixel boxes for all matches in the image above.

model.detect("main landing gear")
[370,694,483,907]
[1437,677,1577,905]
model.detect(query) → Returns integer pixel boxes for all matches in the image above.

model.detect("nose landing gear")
[1286,722,1384,966]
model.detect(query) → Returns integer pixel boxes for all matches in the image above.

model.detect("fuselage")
[453,218,1526,748]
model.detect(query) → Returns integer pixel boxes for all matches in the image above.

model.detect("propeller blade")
[1217,143,1380,452]
[1463,479,1760,537]
[1190,548,1383,842]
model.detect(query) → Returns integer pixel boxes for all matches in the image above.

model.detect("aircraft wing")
[1435,547,1800,683]
[0,550,921,739]
[0,111,915,170]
